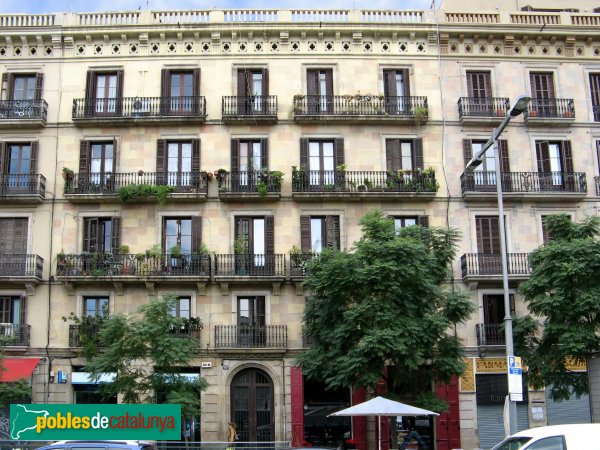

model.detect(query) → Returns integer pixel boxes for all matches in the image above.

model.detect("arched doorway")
[231,368,275,442]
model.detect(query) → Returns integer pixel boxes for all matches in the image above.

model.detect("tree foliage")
[75,295,207,421]
[297,210,473,409]
[0,337,32,407]
[516,214,600,400]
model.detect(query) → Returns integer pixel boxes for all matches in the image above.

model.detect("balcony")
[0,254,43,283]
[460,171,587,201]
[523,98,575,125]
[63,171,208,203]
[293,95,428,124]
[221,96,278,123]
[0,324,31,347]
[217,170,282,202]
[71,96,206,126]
[460,253,531,285]
[214,325,287,350]
[0,174,46,203]
[476,323,505,346]
[0,99,48,127]
[457,97,509,125]
[290,252,317,279]
[292,169,438,201]
[56,253,211,285]
[214,254,286,282]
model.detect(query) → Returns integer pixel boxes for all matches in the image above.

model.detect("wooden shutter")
[467,71,491,98]
[191,216,201,253]
[237,70,247,97]
[402,69,410,96]
[5,73,14,100]
[34,73,44,100]
[191,139,201,172]
[156,139,167,175]
[498,140,510,172]
[231,139,240,173]
[265,216,274,254]
[412,138,424,170]
[325,216,340,250]
[386,139,401,171]
[29,142,38,175]
[418,216,429,228]
[160,69,171,97]
[300,216,311,252]
[83,217,97,252]
[383,70,397,97]
[261,68,269,96]
[541,216,550,244]
[590,73,600,106]
[85,70,96,99]
[260,138,268,169]
[476,216,500,254]
[112,138,118,173]
[324,69,334,96]
[1,73,7,100]
[13,219,27,253]
[0,142,5,175]
[561,141,573,173]
[192,68,200,96]
[116,70,124,98]
[334,138,344,167]
[19,296,27,326]
[111,217,121,254]
[463,139,473,167]
[79,141,90,173]
[299,138,309,169]
[306,70,318,96]
[536,141,551,173]
[530,72,555,99]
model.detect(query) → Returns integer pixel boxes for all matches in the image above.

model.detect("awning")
[0,357,39,382]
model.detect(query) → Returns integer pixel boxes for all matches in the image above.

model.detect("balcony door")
[300,215,340,253]
[231,368,274,442]
[530,72,556,116]
[161,69,199,115]
[466,71,493,115]
[0,218,28,276]
[307,69,333,114]
[383,69,410,113]
[234,217,274,274]
[299,139,344,189]
[589,73,600,121]
[238,69,268,114]
[2,143,38,192]
[0,296,26,345]
[78,140,117,193]
[156,139,200,189]
[237,296,266,346]
[83,217,120,254]
[536,141,573,190]
[231,139,268,190]
[84,70,123,117]
[462,139,510,191]
[475,216,502,274]
[482,294,514,345]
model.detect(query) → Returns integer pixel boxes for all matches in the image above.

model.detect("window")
[530,72,556,116]
[383,69,410,113]
[535,140,573,188]
[307,69,333,113]
[589,73,600,121]
[231,139,268,188]
[300,215,340,253]
[0,296,25,325]
[84,69,123,116]
[170,296,191,319]
[300,138,344,187]
[78,141,115,190]
[386,138,424,172]
[476,216,501,255]
[392,216,428,232]
[164,217,191,255]
[156,139,200,188]
[0,142,38,192]
[465,71,494,115]
[0,218,28,254]
[237,68,269,113]
[83,217,120,254]
[83,297,108,317]
[161,68,199,114]
[237,296,266,346]
[462,139,509,187]
[1,73,43,101]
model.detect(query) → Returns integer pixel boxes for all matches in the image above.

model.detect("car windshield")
[491,437,533,450]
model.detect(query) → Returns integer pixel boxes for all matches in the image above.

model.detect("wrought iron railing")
[0,254,43,278]
[593,105,600,122]
[476,323,505,346]
[214,254,286,277]
[214,325,287,348]
[460,171,587,194]
[0,324,31,347]
[72,96,206,119]
[0,99,48,121]
[63,171,208,195]
[292,170,438,193]
[217,171,282,194]
[221,95,278,118]
[457,97,509,118]
[56,253,210,277]
[293,95,428,118]
[460,253,531,277]
[68,324,103,348]
[290,252,317,277]
[524,98,575,119]
[0,174,45,197]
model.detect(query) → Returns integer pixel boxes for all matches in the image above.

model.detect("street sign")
[507,356,523,401]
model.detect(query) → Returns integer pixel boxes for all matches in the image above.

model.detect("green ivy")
[256,180,268,197]
[118,184,175,206]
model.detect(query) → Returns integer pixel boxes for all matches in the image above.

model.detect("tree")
[515,214,600,400]
[71,294,207,439]
[297,209,473,409]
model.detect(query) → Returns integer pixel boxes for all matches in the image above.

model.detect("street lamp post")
[465,95,531,436]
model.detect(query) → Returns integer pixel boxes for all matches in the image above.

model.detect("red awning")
[0,357,40,382]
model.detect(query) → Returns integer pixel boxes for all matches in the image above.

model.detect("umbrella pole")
[378,415,382,450]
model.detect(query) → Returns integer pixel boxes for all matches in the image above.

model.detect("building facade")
[0,1,599,448]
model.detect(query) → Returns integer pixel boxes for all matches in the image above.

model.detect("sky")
[0,0,434,14]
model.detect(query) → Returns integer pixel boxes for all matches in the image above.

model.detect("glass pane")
[99,298,108,315]
[84,298,96,316]
[252,142,262,171]
[527,437,565,450]
[102,220,112,252]
[401,142,413,170]
[180,219,191,236]
[323,142,334,184]
[239,299,250,324]
[309,142,320,170]
[181,143,192,173]
[311,218,323,253]
[549,143,562,185]
[12,298,20,324]
[253,219,265,265]
[179,297,191,319]
[96,76,106,98]
[171,75,181,95]
[183,74,193,96]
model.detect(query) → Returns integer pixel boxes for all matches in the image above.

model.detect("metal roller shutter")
[546,385,591,425]
[477,404,529,450]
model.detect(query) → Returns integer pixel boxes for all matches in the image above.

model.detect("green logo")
[10,404,181,440]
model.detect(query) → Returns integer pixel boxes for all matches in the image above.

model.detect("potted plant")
[415,106,428,125]
[233,237,249,275]
[119,244,131,274]
[289,245,305,276]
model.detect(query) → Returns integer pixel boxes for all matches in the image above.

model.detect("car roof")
[512,424,600,439]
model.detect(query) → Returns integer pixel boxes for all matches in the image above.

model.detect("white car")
[491,424,600,449]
